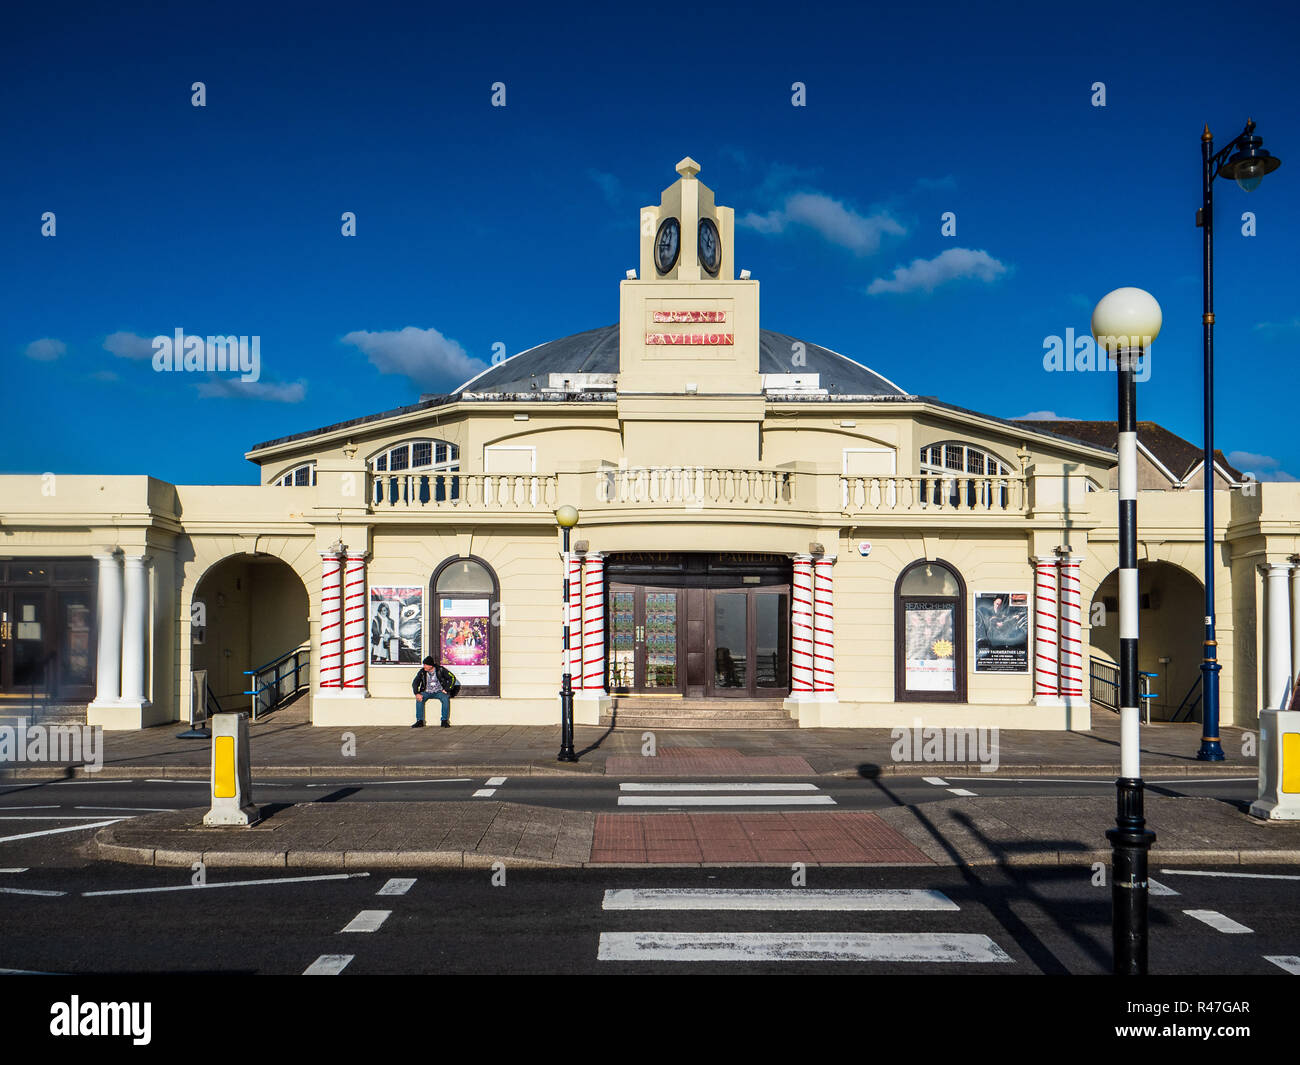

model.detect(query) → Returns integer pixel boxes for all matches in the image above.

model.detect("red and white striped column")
[318,552,344,690]
[812,555,836,697]
[565,551,584,688]
[581,553,606,695]
[341,551,368,693]
[791,555,816,698]
[1058,556,1084,701]
[1033,555,1062,705]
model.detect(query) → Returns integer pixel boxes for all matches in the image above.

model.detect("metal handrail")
[1089,657,1158,723]
[243,643,310,722]
[1171,674,1203,723]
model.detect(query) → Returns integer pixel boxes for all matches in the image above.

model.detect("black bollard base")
[1106,777,1157,975]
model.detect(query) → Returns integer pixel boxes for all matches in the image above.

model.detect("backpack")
[435,665,461,698]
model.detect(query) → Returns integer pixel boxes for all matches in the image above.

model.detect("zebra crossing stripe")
[619,783,819,792]
[1184,910,1253,934]
[597,932,1012,963]
[1265,956,1300,975]
[602,888,958,912]
[377,878,416,896]
[340,910,391,933]
[617,794,835,807]
[303,954,354,975]
[1147,878,1178,897]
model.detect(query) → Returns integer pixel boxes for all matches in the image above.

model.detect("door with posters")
[438,598,491,690]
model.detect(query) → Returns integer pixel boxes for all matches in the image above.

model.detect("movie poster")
[369,586,423,666]
[974,592,1030,673]
[439,597,490,687]
[903,602,956,691]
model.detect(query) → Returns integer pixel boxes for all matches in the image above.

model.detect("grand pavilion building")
[2,158,1298,733]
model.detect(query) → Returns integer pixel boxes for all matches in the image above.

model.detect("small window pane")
[294,466,311,485]
[375,454,387,471]
[944,445,964,471]
[436,559,494,595]
[435,443,447,464]
[450,444,459,460]
[900,563,959,596]
[412,441,432,468]
[967,451,985,475]
[389,447,409,471]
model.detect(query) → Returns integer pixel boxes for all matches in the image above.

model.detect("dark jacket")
[412,667,442,696]
[412,665,459,697]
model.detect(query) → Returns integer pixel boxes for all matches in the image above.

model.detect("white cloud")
[341,326,486,389]
[739,192,905,255]
[1013,410,1075,421]
[25,337,66,361]
[1253,318,1300,335]
[868,247,1009,295]
[1228,450,1297,482]
[196,378,306,403]
[103,331,156,360]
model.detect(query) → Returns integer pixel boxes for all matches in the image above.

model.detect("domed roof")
[455,324,907,396]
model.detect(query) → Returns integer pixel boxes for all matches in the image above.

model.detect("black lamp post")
[556,504,580,762]
[1196,119,1282,762]
[1093,286,1163,975]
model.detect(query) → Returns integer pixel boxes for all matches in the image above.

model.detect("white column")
[581,553,606,695]
[567,552,584,687]
[1058,556,1084,701]
[318,553,344,690]
[812,555,836,697]
[119,554,151,707]
[1264,562,1293,710]
[1033,555,1062,705]
[1291,560,1300,706]
[791,555,815,698]
[341,552,367,693]
[91,551,123,707]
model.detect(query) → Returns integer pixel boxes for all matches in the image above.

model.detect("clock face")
[698,217,721,275]
[654,217,680,274]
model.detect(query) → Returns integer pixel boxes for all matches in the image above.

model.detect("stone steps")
[601,697,797,730]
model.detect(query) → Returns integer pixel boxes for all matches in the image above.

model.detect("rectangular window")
[413,442,432,468]
[375,454,388,471]
[435,443,447,464]
[389,447,409,471]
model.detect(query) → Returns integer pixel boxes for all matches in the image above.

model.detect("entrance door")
[1,590,54,696]
[707,587,790,697]
[608,584,684,694]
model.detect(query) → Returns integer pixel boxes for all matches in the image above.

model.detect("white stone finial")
[676,156,700,179]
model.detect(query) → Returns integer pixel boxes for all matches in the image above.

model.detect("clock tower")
[617,158,763,464]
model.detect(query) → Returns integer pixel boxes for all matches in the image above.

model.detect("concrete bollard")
[1251,708,1300,820]
[203,711,259,826]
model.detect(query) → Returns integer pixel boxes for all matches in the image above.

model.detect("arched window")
[273,462,317,486]
[371,438,460,505]
[919,442,1013,509]
[895,559,966,702]
[430,556,499,697]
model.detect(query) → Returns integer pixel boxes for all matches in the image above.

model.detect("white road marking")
[602,888,958,912]
[0,815,127,820]
[303,954,354,975]
[619,783,818,792]
[82,872,370,897]
[0,819,126,844]
[472,789,497,798]
[1265,956,1300,975]
[617,795,835,807]
[0,868,30,873]
[922,777,948,786]
[946,788,977,797]
[377,878,416,896]
[75,806,176,812]
[597,932,1013,963]
[1162,869,1300,882]
[0,967,63,974]
[1147,777,1257,784]
[1147,878,1179,897]
[305,779,471,787]
[1184,910,1253,934]
[340,909,391,933]
[0,886,66,897]
[51,779,136,785]
[143,779,204,785]
[0,805,60,810]
[485,776,507,787]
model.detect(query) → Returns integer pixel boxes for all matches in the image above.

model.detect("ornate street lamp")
[556,504,580,762]
[1093,286,1162,975]
[1196,119,1282,762]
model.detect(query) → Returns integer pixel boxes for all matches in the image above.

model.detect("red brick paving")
[605,746,816,777]
[590,812,934,864]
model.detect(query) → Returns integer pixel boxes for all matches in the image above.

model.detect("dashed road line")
[485,776,507,787]
[1184,910,1253,934]
[0,815,128,820]
[946,788,977,797]
[0,805,60,810]
[0,818,127,844]
[304,954,354,975]
[0,886,66,897]
[597,931,1013,963]
[1163,869,1300,882]
[472,789,497,798]
[377,878,416,896]
[1265,956,1300,975]
[74,806,176,812]
[305,778,471,787]
[340,910,391,933]
[922,777,948,786]
[82,872,370,897]
[619,783,818,792]
[50,779,136,785]
[0,868,30,873]
[617,794,835,807]
[602,888,959,912]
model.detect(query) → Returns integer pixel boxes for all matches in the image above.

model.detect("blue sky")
[4,0,1298,484]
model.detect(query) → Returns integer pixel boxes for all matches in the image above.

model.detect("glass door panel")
[712,592,748,691]
[12,591,50,690]
[643,591,679,689]
[58,591,95,694]
[754,591,789,690]
[609,587,636,693]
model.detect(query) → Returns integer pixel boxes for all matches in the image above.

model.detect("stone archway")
[1089,560,1205,720]
[191,553,309,711]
